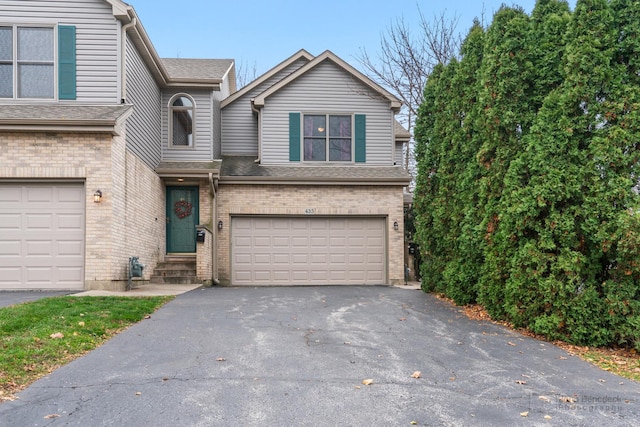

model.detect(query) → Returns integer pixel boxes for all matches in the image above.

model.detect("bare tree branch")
[355,8,461,187]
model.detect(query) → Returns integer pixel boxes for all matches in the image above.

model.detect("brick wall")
[0,129,165,291]
[216,184,405,285]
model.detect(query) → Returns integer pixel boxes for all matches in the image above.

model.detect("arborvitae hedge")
[414,0,640,349]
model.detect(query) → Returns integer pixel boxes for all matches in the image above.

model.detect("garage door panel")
[232,217,386,285]
[0,183,85,290]
[0,214,21,229]
[26,241,53,256]
[0,240,21,256]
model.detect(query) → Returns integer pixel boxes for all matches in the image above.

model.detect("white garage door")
[232,217,386,285]
[0,183,85,290]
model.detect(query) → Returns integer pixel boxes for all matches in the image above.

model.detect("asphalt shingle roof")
[161,58,233,81]
[220,156,411,183]
[0,104,131,123]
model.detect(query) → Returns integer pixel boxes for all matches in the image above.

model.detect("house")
[0,0,411,291]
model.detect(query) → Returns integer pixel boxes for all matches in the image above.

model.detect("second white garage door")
[232,217,386,285]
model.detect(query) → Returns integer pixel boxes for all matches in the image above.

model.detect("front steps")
[150,256,202,285]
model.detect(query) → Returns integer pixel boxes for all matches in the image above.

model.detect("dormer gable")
[252,50,401,112]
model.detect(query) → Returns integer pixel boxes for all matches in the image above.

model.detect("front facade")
[0,0,410,291]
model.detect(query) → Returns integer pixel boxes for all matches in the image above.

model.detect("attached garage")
[231,216,386,285]
[0,183,85,290]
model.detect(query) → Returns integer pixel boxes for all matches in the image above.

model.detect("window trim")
[302,113,354,163]
[168,93,196,149]
[0,24,57,100]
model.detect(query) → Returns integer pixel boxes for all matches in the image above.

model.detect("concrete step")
[150,256,199,286]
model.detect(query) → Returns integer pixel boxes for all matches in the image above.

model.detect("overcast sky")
[129,0,577,76]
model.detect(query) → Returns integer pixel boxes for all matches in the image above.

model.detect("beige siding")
[221,58,309,156]
[0,0,120,103]
[260,61,395,165]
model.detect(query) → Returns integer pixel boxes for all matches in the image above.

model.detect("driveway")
[1,286,638,426]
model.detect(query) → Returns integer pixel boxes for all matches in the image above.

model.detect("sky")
[129,0,578,78]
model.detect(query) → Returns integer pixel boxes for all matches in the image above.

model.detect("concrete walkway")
[1,285,638,426]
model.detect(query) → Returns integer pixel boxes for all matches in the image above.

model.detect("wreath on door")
[174,200,193,219]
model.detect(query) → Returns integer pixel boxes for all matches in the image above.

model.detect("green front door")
[166,186,199,253]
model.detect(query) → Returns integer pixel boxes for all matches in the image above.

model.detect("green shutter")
[58,25,76,100]
[355,114,366,163]
[289,112,301,162]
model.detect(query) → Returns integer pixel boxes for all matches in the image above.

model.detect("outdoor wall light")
[393,221,399,231]
[93,189,103,203]
[218,220,223,230]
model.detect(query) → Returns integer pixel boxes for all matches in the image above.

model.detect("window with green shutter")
[291,113,365,163]
[58,25,76,100]
[0,24,75,100]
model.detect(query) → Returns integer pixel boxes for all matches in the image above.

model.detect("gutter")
[250,98,262,164]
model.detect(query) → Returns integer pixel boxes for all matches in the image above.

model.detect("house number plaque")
[304,208,316,215]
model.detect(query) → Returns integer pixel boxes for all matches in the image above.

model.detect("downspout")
[120,16,137,103]
[251,99,261,163]
[209,173,220,285]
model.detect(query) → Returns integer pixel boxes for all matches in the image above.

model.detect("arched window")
[169,94,195,148]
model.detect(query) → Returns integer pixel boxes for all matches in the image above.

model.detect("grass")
[0,295,173,402]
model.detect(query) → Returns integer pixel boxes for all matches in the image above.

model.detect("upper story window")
[303,114,352,162]
[0,25,55,99]
[170,95,195,148]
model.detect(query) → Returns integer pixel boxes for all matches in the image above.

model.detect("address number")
[304,208,316,214]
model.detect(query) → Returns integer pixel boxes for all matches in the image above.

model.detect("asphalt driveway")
[1,286,638,426]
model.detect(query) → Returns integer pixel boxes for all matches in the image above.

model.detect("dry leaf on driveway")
[411,371,421,379]
[362,379,374,386]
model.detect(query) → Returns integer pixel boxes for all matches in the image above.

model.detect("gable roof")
[221,49,313,108]
[252,50,402,111]
[162,58,234,83]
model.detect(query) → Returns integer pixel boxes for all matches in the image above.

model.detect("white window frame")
[168,93,196,149]
[302,113,353,163]
[0,24,56,100]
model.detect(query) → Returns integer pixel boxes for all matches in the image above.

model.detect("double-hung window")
[0,25,55,99]
[303,114,352,162]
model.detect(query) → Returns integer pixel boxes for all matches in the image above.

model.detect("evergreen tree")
[475,6,535,317]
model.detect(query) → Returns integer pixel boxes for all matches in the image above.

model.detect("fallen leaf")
[144,315,151,319]
[558,356,567,360]
[399,317,407,321]
[362,379,374,386]
[544,415,552,420]
[515,380,527,385]
[539,396,551,402]
[344,341,351,345]
[520,411,529,417]
[216,358,226,362]
[449,377,456,381]
[508,342,517,346]
[599,379,606,383]
[135,392,142,396]
[560,396,576,403]
[411,371,421,379]
[355,386,361,389]
[50,332,64,339]
[78,321,85,327]
[410,422,418,425]
[44,414,60,419]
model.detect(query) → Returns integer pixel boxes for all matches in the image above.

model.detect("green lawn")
[0,295,173,401]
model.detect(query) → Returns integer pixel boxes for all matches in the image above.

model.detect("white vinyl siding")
[221,58,309,156]
[0,0,120,103]
[162,89,214,161]
[125,37,161,168]
[261,61,394,166]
